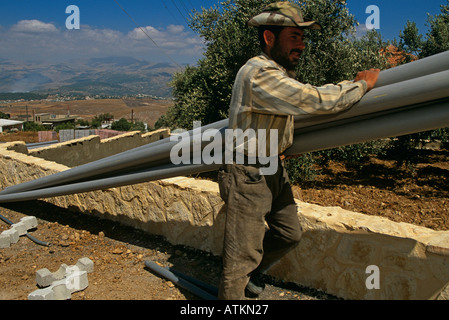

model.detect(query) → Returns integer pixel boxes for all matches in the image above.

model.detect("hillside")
[0,56,180,98]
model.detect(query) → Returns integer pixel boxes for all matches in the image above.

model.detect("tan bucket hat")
[248,1,321,30]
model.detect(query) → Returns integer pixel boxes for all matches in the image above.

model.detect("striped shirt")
[228,53,368,156]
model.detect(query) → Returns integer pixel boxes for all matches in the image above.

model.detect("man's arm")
[251,67,371,117]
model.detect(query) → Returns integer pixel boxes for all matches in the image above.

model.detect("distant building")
[34,113,78,128]
[0,119,23,133]
[101,116,115,129]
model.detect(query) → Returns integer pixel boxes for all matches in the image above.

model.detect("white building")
[0,119,24,133]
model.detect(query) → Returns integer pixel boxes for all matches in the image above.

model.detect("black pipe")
[0,212,14,225]
[24,233,51,247]
[0,212,51,247]
[167,266,219,297]
[144,260,217,300]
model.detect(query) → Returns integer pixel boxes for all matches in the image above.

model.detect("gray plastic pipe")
[286,98,449,156]
[0,162,222,203]
[0,122,228,196]
[293,50,449,128]
[294,69,449,130]
[26,140,59,150]
[167,266,219,297]
[3,68,446,196]
[110,119,229,157]
[0,98,447,204]
[373,50,449,88]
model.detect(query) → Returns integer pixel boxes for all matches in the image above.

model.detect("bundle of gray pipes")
[1,50,448,203]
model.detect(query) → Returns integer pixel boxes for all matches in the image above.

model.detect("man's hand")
[355,68,380,92]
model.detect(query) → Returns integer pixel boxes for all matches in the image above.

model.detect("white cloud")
[125,24,205,59]
[11,20,57,33]
[166,24,185,34]
[0,21,205,64]
[128,26,162,41]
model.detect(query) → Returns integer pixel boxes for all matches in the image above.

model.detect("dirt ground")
[0,200,335,301]
[1,97,172,127]
[1,147,447,301]
[293,148,449,232]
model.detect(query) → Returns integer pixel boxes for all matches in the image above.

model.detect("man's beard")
[270,41,302,72]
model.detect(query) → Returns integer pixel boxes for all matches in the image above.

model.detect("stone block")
[0,216,38,248]
[76,257,94,273]
[1,228,19,245]
[28,270,88,300]
[36,264,69,288]
[0,233,11,248]
[35,257,94,288]
[12,216,38,236]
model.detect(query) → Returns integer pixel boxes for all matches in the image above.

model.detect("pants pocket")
[218,169,231,202]
[244,166,263,184]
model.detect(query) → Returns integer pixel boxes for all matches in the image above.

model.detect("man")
[217,2,380,300]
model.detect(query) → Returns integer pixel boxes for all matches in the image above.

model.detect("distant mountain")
[0,57,182,98]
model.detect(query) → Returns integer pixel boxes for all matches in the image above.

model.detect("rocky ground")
[294,148,449,231]
[0,200,336,301]
[0,145,447,302]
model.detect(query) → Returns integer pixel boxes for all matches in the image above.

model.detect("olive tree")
[158,0,391,182]
[158,0,388,130]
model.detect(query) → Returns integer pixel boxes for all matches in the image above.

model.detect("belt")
[225,153,285,167]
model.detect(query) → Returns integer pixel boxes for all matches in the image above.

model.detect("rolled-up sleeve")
[251,66,367,116]
[229,54,369,155]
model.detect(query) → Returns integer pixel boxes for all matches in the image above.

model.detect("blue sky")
[0,0,445,64]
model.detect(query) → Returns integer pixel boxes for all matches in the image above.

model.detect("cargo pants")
[217,159,302,300]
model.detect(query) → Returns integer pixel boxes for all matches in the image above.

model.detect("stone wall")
[26,129,170,167]
[0,139,448,300]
